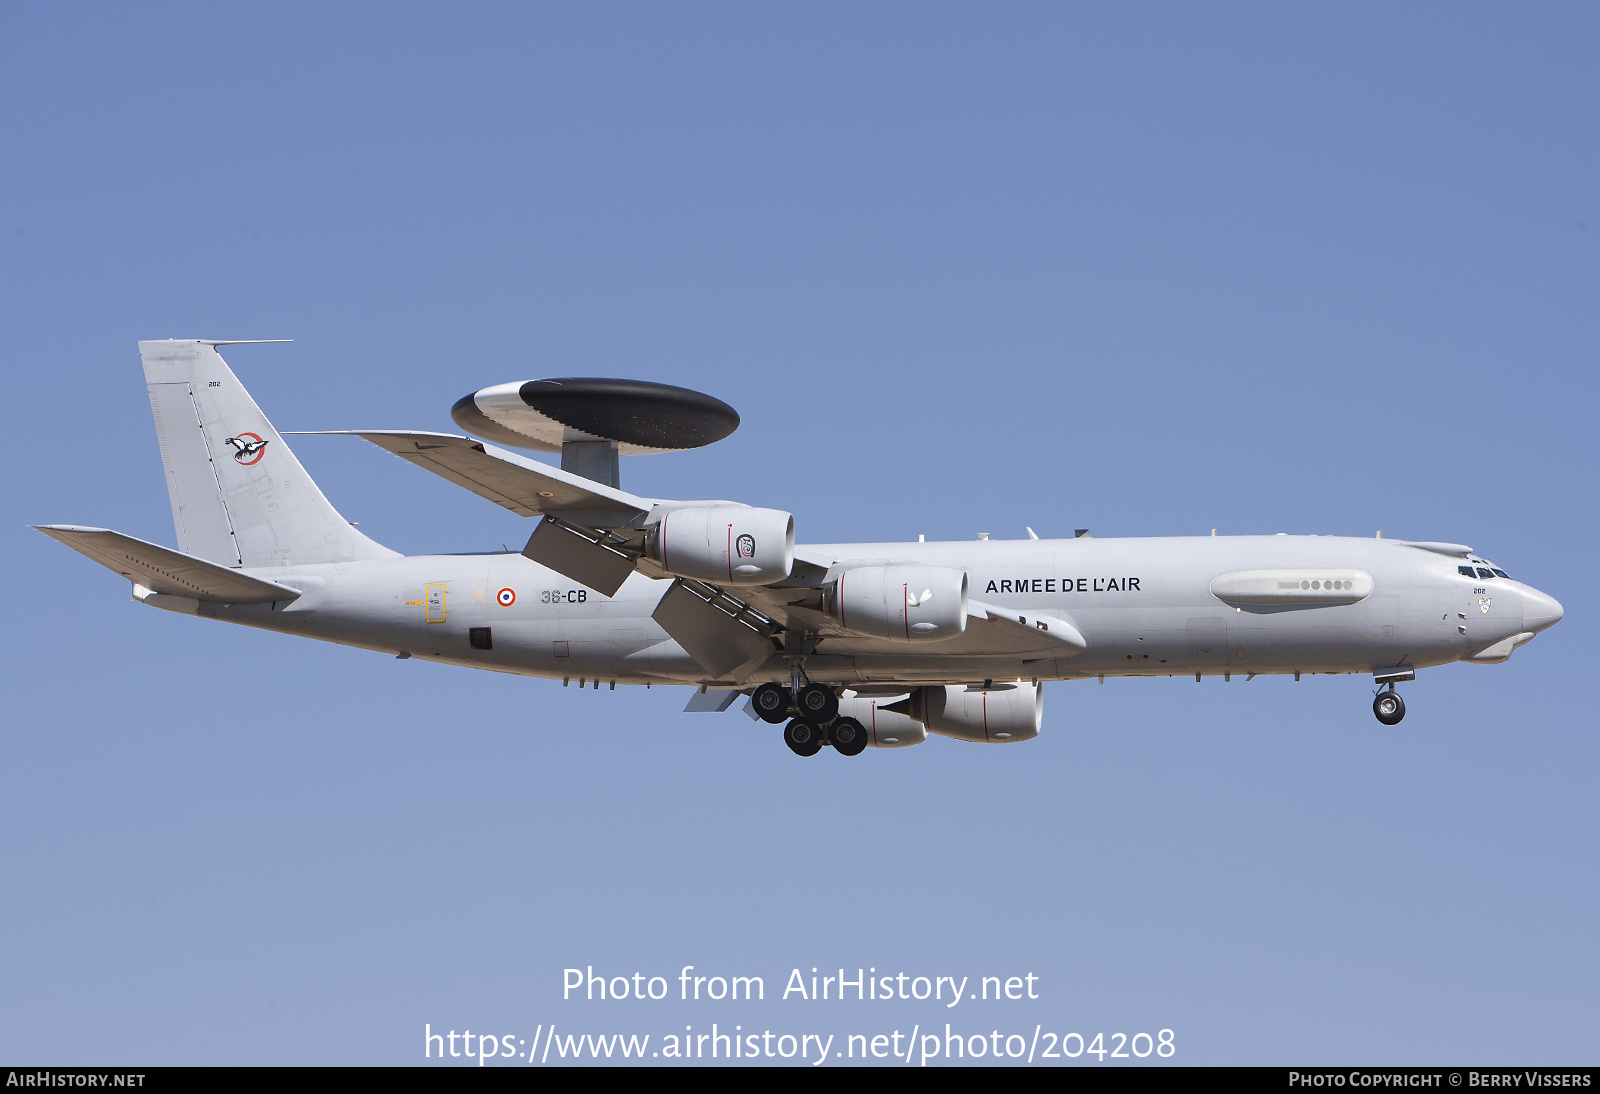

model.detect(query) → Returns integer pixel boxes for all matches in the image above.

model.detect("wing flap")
[35,526,303,603]
[683,688,743,712]
[521,517,638,596]
[650,578,778,681]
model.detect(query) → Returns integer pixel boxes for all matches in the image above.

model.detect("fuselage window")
[1476,567,1495,580]
[1458,565,1477,578]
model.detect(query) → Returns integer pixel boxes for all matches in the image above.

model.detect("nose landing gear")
[1371,667,1413,726]
[1373,686,1406,725]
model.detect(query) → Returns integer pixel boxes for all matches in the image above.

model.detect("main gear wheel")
[783,719,822,757]
[751,682,791,724]
[795,683,839,724]
[831,716,868,756]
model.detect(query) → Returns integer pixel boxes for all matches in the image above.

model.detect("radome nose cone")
[1523,588,1564,633]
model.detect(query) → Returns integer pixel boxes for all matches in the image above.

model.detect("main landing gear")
[752,680,835,724]
[782,716,868,757]
[1373,686,1406,726]
[755,681,864,758]
[796,683,839,723]
[783,719,822,756]
[830,716,868,756]
[751,682,790,723]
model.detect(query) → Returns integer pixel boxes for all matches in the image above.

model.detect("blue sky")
[2,1,1595,1065]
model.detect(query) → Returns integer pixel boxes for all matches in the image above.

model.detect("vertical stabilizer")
[140,340,398,567]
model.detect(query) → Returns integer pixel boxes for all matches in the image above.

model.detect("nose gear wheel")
[1373,690,1406,725]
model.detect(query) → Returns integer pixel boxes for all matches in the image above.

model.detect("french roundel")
[496,588,516,607]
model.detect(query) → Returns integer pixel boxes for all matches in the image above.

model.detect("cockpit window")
[1458,565,1477,578]
[1476,567,1495,579]
[1491,569,1510,579]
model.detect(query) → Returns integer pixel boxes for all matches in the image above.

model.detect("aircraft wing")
[303,431,792,607]
[645,549,1086,679]
[291,431,651,526]
[770,550,1086,655]
[285,439,1085,668]
[34,526,304,603]
[960,599,1088,655]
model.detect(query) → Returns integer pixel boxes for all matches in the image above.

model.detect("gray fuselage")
[176,533,1558,688]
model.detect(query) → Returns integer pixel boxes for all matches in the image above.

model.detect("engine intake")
[649,506,794,585]
[827,564,968,641]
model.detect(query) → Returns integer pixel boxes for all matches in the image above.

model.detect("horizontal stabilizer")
[35,526,304,603]
[291,431,650,526]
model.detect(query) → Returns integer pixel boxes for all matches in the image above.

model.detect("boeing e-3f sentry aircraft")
[37,340,1563,757]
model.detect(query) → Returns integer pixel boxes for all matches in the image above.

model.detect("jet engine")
[648,505,794,585]
[835,692,927,748]
[891,682,1042,743]
[826,564,968,641]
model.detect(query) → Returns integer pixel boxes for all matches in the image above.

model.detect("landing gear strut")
[773,637,848,754]
[1373,686,1406,726]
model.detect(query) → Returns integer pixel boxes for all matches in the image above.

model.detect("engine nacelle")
[836,692,927,748]
[650,506,794,585]
[897,682,1041,743]
[827,564,968,641]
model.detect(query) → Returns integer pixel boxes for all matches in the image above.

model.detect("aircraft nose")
[1522,587,1564,633]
